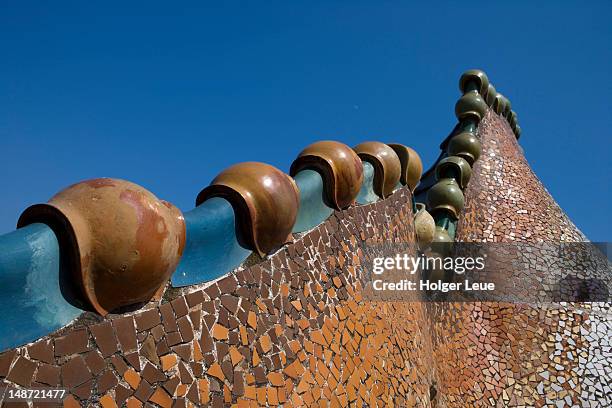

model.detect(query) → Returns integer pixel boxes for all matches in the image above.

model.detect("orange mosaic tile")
[123,368,141,390]
[211,323,229,340]
[160,354,177,372]
[206,362,225,382]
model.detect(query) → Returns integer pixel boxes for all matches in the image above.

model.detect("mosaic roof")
[0,70,610,407]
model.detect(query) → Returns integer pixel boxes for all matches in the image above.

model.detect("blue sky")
[1,2,610,241]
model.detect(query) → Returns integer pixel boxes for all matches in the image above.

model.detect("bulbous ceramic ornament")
[18,178,186,315]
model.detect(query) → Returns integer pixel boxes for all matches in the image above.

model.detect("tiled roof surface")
[0,70,610,407]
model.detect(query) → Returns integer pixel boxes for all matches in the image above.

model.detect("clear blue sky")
[1,2,610,241]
